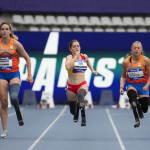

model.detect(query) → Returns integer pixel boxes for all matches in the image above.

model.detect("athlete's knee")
[77,89,86,100]
[127,89,137,106]
[10,92,18,104]
[10,84,20,108]
[1,99,8,109]
[69,101,77,115]
[139,97,149,113]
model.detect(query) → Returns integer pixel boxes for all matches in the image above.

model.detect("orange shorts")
[67,81,87,95]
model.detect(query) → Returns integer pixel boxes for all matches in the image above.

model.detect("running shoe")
[1,132,8,138]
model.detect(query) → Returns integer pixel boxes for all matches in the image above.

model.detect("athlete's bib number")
[74,60,87,72]
[0,57,12,70]
[128,69,144,80]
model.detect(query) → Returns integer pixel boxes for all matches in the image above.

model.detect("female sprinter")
[0,22,34,138]
[65,39,98,126]
[120,41,150,128]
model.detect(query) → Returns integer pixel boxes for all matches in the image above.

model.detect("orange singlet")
[0,38,19,72]
[126,55,148,83]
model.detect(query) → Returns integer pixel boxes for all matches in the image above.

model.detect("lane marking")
[8,107,25,117]
[28,105,68,150]
[0,107,26,120]
[106,107,126,150]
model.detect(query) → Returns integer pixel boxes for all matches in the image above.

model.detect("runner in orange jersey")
[0,22,34,138]
[120,41,150,128]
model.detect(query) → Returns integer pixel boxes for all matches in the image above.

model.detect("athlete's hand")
[92,70,98,75]
[75,51,80,58]
[143,85,148,92]
[26,75,34,85]
[119,88,124,95]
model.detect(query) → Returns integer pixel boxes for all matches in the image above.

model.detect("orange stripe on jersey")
[126,55,148,83]
[0,38,19,72]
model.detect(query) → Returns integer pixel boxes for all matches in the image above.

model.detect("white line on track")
[8,107,25,117]
[106,107,126,150]
[28,105,68,150]
[0,107,26,120]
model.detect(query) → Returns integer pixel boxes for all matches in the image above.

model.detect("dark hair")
[0,22,18,40]
[69,39,80,49]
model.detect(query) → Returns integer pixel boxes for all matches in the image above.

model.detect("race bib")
[0,57,12,70]
[73,60,87,72]
[128,68,144,80]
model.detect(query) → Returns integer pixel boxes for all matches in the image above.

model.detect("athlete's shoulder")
[122,58,128,67]
[81,53,87,58]
[143,55,150,61]
[123,58,128,63]
[66,54,72,60]
[143,55,150,66]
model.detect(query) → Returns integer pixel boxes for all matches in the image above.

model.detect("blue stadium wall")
[1,0,150,14]
[15,32,150,103]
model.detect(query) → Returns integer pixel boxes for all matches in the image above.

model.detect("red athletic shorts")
[67,81,87,95]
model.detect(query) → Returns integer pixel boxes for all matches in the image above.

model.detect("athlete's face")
[0,24,11,38]
[131,43,142,56]
[70,42,80,54]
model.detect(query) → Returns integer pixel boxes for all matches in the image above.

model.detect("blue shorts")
[0,71,21,82]
[127,82,149,96]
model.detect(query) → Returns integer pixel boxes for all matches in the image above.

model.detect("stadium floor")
[1,105,150,150]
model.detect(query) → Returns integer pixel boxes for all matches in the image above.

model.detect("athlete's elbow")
[65,65,70,70]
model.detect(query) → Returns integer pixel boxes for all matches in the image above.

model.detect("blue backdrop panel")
[13,32,150,103]
[0,0,150,14]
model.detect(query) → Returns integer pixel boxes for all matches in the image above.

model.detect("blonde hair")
[0,22,18,40]
[126,41,143,58]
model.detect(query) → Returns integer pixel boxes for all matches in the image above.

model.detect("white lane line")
[0,107,26,120]
[106,107,126,150]
[8,107,25,117]
[28,105,68,150]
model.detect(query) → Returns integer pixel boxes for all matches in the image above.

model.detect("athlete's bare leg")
[0,80,9,130]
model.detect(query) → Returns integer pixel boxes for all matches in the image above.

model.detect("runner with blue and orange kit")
[0,22,34,138]
[120,41,150,128]
[65,39,98,126]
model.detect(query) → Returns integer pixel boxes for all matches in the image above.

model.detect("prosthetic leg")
[137,99,144,119]
[74,103,79,122]
[127,90,143,128]
[131,101,140,128]
[15,107,24,126]
[76,89,87,126]
[10,84,24,126]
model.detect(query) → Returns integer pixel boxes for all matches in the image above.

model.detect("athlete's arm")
[120,59,127,94]
[84,54,98,75]
[65,54,78,70]
[143,56,150,91]
[14,40,34,84]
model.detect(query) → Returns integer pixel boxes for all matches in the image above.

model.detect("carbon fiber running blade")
[81,108,86,126]
[15,107,24,126]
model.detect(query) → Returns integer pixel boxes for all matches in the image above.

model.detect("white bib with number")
[0,57,12,70]
[73,60,87,72]
[128,68,144,80]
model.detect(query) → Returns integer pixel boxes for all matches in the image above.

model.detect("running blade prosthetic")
[81,108,86,126]
[74,105,79,122]
[15,107,24,126]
